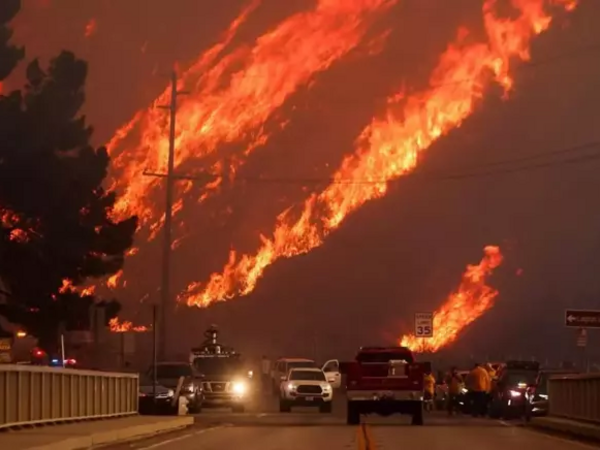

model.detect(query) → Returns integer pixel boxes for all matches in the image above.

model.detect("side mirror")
[280,375,286,381]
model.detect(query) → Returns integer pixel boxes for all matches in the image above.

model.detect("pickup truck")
[344,346,426,425]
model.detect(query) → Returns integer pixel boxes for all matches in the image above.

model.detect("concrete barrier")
[0,364,138,429]
[548,372,600,423]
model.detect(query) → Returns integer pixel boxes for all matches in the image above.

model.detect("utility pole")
[158,71,180,361]
[142,71,214,360]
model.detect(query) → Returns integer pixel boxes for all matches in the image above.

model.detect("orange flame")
[8,228,28,243]
[108,317,149,333]
[108,0,394,233]
[399,246,504,353]
[180,0,577,307]
[59,278,75,294]
[107,270,123,289]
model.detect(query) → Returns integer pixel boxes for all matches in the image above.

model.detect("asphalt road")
[107,393,599,450]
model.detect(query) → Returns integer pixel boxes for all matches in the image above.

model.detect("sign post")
[565,310,598,373]
[414,312,434,338]
[565,309,600,328]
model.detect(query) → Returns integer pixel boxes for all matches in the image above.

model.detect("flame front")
[400,246,504,353]
[108,317,149,333]
[180,0,577,307]
[109,0,394,232]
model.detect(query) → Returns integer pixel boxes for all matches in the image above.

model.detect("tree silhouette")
[0,0,23,83]
[0,1,137,351]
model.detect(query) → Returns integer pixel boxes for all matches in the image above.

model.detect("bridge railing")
[0,364,138,429]
[548,373,600,424]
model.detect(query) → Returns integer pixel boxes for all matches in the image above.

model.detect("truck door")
[322,359,341,389]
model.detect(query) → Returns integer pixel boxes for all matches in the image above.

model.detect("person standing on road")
[446,367,462,416]
[467,363,491,417]
[423,369,436,412]
[261,355,271,393]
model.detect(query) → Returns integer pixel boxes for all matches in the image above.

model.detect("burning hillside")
[400,245,504,353]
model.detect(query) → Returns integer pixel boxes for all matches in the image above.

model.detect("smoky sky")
[9,0,600,363]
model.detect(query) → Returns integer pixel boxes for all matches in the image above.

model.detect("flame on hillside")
[108,0,395,235]
[108,317,149,333]
[400,246,504,353]
[180,0,577,307]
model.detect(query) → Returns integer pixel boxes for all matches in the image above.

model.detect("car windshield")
[503,371,538,387]
[287,361,316,370]
[193,357,242,376]
[155,364,193,378]
[289,370,325,381]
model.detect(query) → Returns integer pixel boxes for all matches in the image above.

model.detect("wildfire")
[107,270,124,289]
[180,0,577,307]
[400,246,504,353]
[108,317,149,333]
[59,278,75,294]
[108,0,394,233]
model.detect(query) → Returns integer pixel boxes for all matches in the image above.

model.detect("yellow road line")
[356,424,366,450]
[357,423,376,450]
[364,423,376,450]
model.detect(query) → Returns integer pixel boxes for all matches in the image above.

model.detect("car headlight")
[461,388,468,394]
[287,383,296,391]
[167,389,175,397]
[232,381,247,395]
[321,383,332,391]
[509,390,522,398]
[538,394,548,400]
[183,383,195,393]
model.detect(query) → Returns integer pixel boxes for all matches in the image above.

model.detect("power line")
[229,140,600,185]
[144,42,600,188]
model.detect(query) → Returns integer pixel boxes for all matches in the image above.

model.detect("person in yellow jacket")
[484,363,497,404]
[445,367,463,416]
[467,363,491,417]
[423,370,436,411]
[484,363,497,385]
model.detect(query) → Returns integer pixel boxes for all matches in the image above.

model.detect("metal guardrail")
[0,364,139,429]
[548,373,600,424]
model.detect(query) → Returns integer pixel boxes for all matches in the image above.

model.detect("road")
[108,393,598,450]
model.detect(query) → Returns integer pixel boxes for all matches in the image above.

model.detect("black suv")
[193,355,252,413]
[147,361,204,413]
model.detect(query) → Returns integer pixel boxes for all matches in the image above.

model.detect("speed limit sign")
[414,312,433,337]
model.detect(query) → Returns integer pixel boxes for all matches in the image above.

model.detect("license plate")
[305,396,314,401]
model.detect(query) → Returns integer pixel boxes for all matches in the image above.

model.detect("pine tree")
[0,1,137,350]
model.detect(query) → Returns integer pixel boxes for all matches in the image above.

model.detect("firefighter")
[467,363,491,417]
[445,367,463,416]
[484,363,497,412]
[423,369,436,411]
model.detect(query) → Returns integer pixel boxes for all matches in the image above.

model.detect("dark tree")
[0,1,137,350]
[0,0,23,83]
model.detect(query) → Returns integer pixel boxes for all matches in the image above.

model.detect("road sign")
[414,312,434,338]
[565,309,600,328]
[577,328,587,348]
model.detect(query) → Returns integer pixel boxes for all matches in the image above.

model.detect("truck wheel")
[411,404,424,426]
[319,402,332,413]
[232,404,245,413]
[346,401,360,425]
[279,400,292,413]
